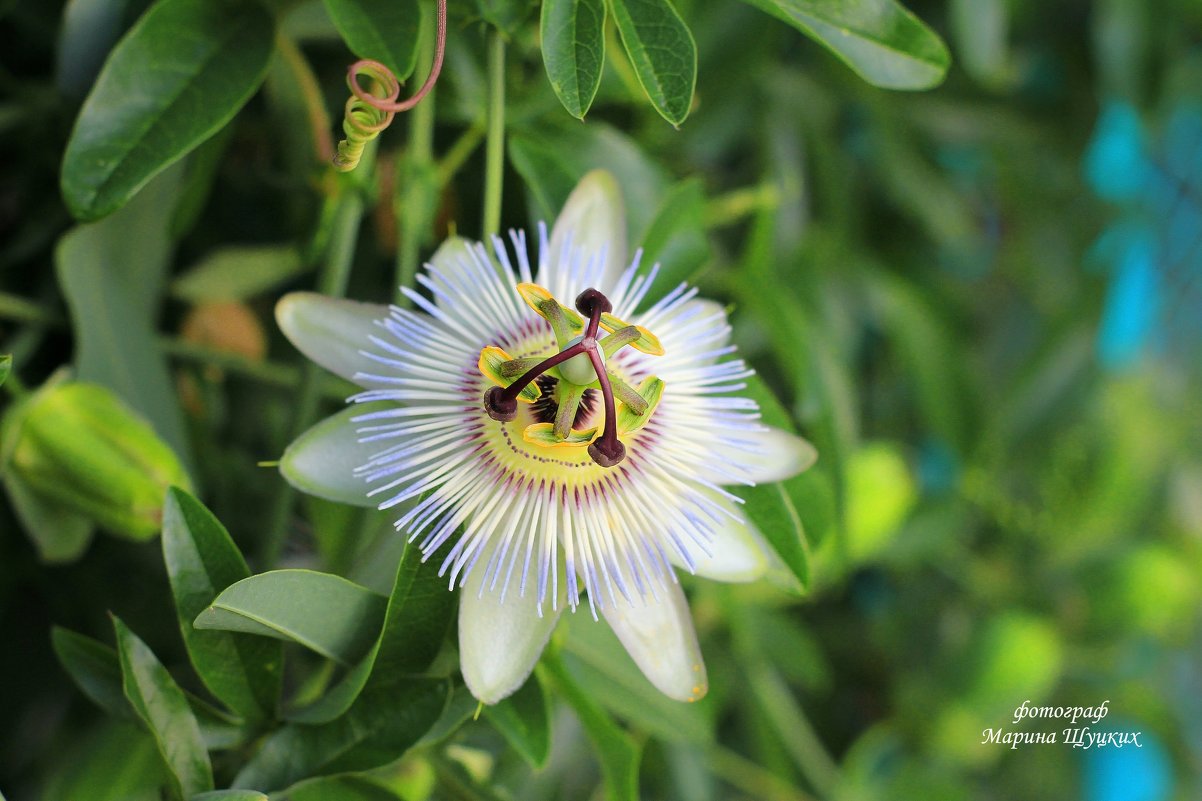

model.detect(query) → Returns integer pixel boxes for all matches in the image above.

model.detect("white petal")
[669,493,771,583]
[279,404,384,507]
[275,292,388,388]
[699,426,818,486]
[601,579,707,702]
[459,549,566,705]
[547,170,627,295]
[424,236,489,326]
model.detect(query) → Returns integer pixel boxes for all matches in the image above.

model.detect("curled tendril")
[334,62,401,171]
[332,0,447,172]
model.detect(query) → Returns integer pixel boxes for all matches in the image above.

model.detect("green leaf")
[866,271,973,454]
[56,0,134,98]
[286,543,455,724]
[323,0,421,81]
[417,681,480,746]
[170,124,235,240]
[0,354,9,387]
[61,0,275,220]
[162,488,282,722]
[171,246,307,303]
[542,654,641,801]
[372,543,458,676]
[608,0,696,125]
[232,677,450,791]
[476,0,533,35]
[740,0,949,90]
[483,673,551,767]
[275,774,407,801]
[741,481,809,590]
[950,0,1012,89]
[194,570,387,666]
[55,165,192,466]
[51,627,251,751]
[192,792,269,801]
[638,177,711,291]
[37,721,169,801]
[540,0,606,119]
[113,616,214,798]
[265,35,334,181]
[508,121,668,244]
[738,372,826,588]
[842,442,915,563]
[740,336,836,548]
[51,626,134,719]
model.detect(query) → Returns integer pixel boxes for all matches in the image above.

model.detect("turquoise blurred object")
[1083,101,1202,370]
[1085,103,1149,202]
[1082,726,1172,801]
[917,439,957,494]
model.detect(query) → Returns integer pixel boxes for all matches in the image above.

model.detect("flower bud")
[2,382,191,539]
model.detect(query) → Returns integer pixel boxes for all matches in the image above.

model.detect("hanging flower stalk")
[276,171,817,704]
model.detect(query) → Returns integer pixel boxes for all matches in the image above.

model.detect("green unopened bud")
[2,382,191,540]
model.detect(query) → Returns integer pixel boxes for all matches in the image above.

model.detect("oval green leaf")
[113,616,214,798]
[61,0,275,221]
[608,0,696,125]
[323,0,420,81]
[741,0,949,90]
[162,488,282,722]
[51,626,133,720]
[286,542,455,724]
[194,569,387,666]
[233,677,451,791]
[53,626,252,752]
[541,0,606,119]
[270,775,402,801]
[192,792,269,801]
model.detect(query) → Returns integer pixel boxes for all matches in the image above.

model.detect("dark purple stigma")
[482,287,627,468]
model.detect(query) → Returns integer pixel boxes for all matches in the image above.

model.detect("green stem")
[705,184,781,229]
[747,663,839,798]
[160,339,350,400]
[2,363,28,399]
[482,32,506,238]
[0,291,63,326]
[436,124,486,188]
[396,11,438,303]
[727,592,840,799]
[260,157,371,568]
[707,745,818,801]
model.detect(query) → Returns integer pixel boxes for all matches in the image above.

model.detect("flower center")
[477,285,665,468]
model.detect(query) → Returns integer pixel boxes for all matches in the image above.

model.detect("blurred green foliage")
[1,0,1200,799]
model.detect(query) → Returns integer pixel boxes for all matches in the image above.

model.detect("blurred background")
[1,0,1200,799]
